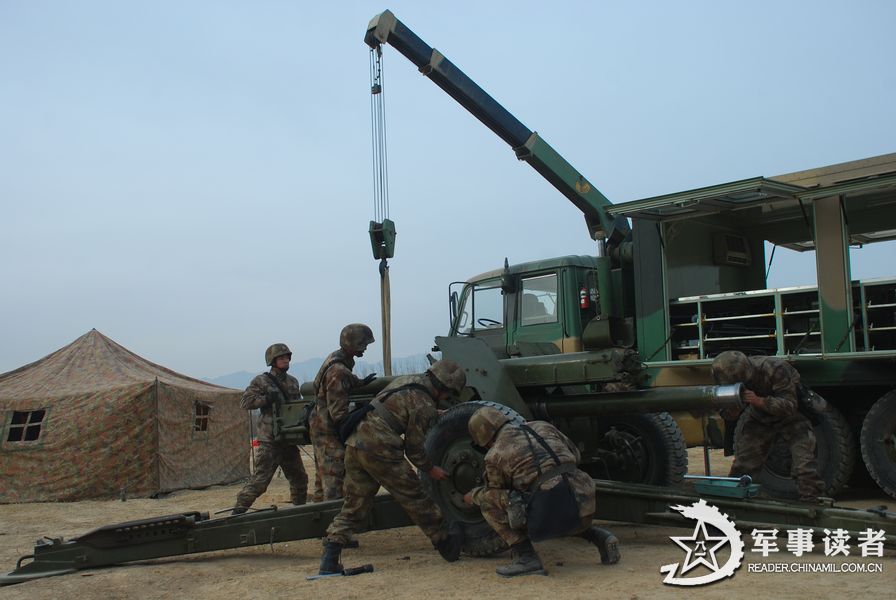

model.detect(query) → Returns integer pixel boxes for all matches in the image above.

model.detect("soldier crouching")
[712,350,824,502]
[463,406,620,577]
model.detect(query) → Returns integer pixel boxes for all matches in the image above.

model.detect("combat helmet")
[340,323,375,353]
[468,406,513,447]
[427,359,467,395]
[711,350,754,385]
[265,343,292,367]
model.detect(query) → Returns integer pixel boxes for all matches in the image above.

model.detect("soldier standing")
[463,406,620,578]
[317,360,466,574]
[232,343,308,514]
[711,350,824,502]
[309,323,377,502]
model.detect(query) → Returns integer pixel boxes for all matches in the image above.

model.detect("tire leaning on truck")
[861,390,896,499]
[733,402,855,499]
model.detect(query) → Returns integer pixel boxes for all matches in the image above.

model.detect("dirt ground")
[1,448,892,599]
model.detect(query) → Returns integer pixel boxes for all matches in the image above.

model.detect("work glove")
[361,373,377,386]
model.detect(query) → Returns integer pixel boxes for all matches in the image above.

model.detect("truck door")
[450,278,509,358]
[509,272,564,356]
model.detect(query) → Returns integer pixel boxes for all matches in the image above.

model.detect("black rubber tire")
[733,404,855,499]
[860,391,896,499]
[588,412,688,486]
[422,401,523,557]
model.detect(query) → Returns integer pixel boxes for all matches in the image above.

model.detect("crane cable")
[369,45,393,376]
[370,46,389,223]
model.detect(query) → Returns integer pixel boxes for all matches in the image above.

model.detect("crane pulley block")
[369,218,396,260]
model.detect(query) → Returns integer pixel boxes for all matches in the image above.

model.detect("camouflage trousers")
[309,408,345,502]
[326,445,447,545]
[730,414,825,500]
[235,441,308,509]
[477,471,595,546]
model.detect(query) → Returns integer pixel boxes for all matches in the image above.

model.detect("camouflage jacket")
[240,369,301,443]
[312,349,363,427]
[347,375,438,472]
[471,420,595,517]
[745,356,801,424]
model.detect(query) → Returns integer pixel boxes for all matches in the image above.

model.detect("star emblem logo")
[671,520,729,574]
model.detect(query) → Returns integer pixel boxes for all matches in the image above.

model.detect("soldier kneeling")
[463,407,620,577]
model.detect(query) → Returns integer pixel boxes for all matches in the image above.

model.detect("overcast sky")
[2,1,894,379]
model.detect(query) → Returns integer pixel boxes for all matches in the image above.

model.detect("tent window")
[7,409,46,443]
[194,402,210,433]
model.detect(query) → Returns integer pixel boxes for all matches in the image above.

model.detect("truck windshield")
[455,281,503,335]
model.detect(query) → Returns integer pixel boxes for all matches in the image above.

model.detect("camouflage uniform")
[470,421,595,546]
[325,375,450,546]
[309,349,364,502]
[716,352,824,500]
[234,370,308,509]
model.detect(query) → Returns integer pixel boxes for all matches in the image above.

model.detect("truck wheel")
[860,391,896,499]
[588,412,688,485]
[422,401,523,557]
[733,404,855,498]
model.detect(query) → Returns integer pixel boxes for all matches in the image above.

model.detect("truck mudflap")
[4,482,894,585]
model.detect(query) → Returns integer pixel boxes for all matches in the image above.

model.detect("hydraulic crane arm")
[365,10,630,246]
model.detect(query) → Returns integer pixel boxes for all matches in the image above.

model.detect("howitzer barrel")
[530,383,744,419]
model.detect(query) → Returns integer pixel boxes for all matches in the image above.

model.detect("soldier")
[463,406,620,578]
[232,343,308,514]
[711,350,824,502]
[317,360,466,575]
[309,323,377,502]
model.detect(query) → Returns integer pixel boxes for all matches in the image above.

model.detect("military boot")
[318,541,344,575]
[580,525,621,565]
[434,521,464,562]
[231,506,248,516]
[495,540,545,578]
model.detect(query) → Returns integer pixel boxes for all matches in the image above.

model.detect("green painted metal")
[529,384,744,419]
[365,10,629,245]
[435,335,532,419]
[1,495,412,586]
[515,133,621,242]
[593,480,896,547]
[368,218,396,260]
[814,196,854,353]
[5,481,894,585]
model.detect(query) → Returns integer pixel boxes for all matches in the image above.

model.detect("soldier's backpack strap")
[371,383,433,435]
[518,423,581,542]
[263,372,292,408]
[519,424,568,488]
[312,352,353,396]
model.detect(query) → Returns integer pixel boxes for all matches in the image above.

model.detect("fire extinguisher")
[579,286,590,309]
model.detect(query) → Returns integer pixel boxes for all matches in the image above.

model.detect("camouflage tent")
[0,329,249,503]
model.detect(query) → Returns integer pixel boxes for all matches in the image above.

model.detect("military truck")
[362,11,896,503]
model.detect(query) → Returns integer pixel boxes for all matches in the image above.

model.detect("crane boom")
[365,10,630,245]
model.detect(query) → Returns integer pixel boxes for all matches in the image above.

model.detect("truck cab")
[449,255,602,358]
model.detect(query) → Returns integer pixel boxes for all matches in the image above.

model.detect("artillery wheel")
[584,412,688,485]
[860,391,896,499]
[422,401,523,557]
[733,403,854,498]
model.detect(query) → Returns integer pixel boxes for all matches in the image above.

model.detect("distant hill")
[204,354,431,390]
